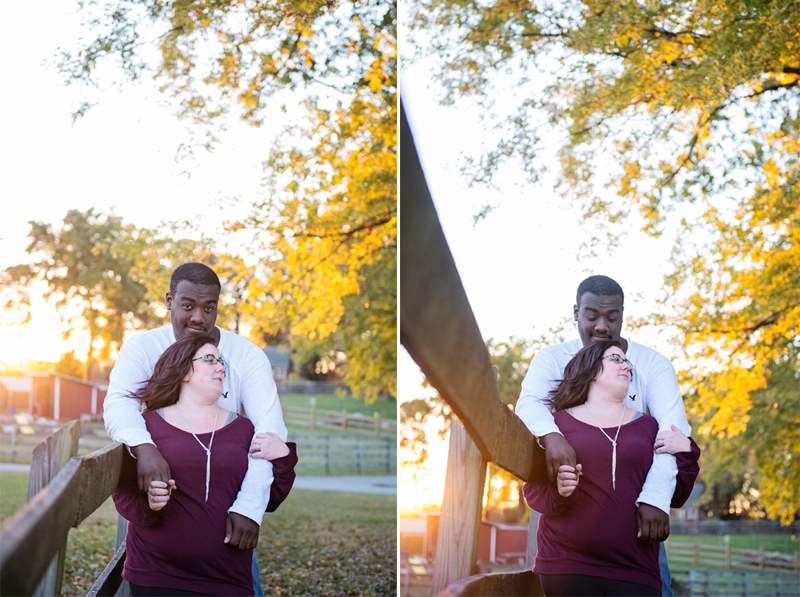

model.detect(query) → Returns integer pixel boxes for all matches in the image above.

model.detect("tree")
[1,209,216,380]
[61,0,397,400]
[410,0,799,520]
[2,209,150,379]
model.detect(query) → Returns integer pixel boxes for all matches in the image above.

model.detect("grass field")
[667,533,798,553]
[1,472,397,597]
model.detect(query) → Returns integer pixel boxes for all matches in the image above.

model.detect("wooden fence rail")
[0,421,124,597]
[672,569,800,596]
[282,403,397,435]
[289,434,396,473]
[666,541,800,573]
[400,99,544,596]
[0,422,112,463]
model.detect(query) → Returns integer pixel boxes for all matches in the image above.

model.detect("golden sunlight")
[0,284,82,368]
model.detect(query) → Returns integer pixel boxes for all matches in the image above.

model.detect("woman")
[524,339,700,596]
[112,335,297,597]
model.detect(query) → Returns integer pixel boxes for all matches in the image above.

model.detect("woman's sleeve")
[266,442,298,513]
[671,437,701,509]
[522,453,574,516]
[112,450,169,526]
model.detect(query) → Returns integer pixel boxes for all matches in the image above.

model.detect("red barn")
[0,372,107,420]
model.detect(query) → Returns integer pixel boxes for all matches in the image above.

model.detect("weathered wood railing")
[0,421,125,596]
[400,99,545,596]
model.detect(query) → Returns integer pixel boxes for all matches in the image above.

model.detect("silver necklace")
[583,403,626,490]
[176,403,219,502]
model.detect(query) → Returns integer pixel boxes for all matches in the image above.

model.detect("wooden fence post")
[386,438,391,472]
[27,420,81,597]
[694,540,700,567]
[341,409,347,432]
[724,535,731,569]
[10,424,16,463]
[526,512,539,568]
[310,398,316,430]
[325,436,331,474]
[374,412,380,436]
[357,436,363,474]
[431,420,487,595]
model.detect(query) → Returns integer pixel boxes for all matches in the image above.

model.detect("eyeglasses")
[603,354,632,367]
[192,354,226,368]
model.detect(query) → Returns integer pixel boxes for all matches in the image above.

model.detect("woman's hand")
[147,479,176,511]
[556,463,582,497]
[250,432,290,460]
[654,424,691,454]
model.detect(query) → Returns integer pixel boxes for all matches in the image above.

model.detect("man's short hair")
[170,262,221,295]
[576,275,624,308]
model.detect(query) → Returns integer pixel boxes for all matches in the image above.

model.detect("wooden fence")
[672,569,800,596]
[0,421,125,596]
[0,418,112,464]
[290,434,396,473]
[282,402,396,435]
[400,99,544,596]
[666,541,800,573]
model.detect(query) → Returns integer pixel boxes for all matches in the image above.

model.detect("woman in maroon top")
[113,335,297,597]
[524,340,700,597]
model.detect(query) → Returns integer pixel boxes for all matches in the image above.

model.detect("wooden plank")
[27,420,81,500]
[431,421,488,595]
[436,569,543,596]
[26,420,81,597]
[87,541,126,597]
[74,443,124,526]
[0,458,82,597]
[399,100,542,482]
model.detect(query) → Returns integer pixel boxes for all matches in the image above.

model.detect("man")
[103,262,288,597]
[515,275,691,597]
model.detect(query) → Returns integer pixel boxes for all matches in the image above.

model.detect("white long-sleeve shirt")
[103,325,288,526]
[515,338,691,514]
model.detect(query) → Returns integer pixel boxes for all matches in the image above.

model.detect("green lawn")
[667,533,799,553]
[2,472,396,597]
[0,472,29,524]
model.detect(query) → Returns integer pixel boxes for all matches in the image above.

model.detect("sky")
[0,1,306,367]
[398,49,688,512]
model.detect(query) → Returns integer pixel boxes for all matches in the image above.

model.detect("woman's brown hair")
[545,339,625,412]
[131,334,219,413]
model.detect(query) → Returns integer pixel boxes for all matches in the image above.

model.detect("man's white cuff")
[636,489,671,516]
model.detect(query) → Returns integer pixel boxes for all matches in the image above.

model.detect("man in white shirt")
[515,275,691,597]
[103,262,287,596]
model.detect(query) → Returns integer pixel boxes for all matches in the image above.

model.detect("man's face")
[165,280,220,341]
[574,292,623,346]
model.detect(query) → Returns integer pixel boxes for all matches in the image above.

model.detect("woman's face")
[593,346,632,396]
[184,343,226,398]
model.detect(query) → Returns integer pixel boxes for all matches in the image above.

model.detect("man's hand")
[224,512,260,549]
[541,433,577,485]
[131,443,171,493]
[637,503,670,543]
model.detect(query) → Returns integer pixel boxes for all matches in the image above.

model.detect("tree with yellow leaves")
[410,0,798,520]
[61,0,397,401]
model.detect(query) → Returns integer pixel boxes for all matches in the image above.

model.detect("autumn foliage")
[410,0,799,520]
